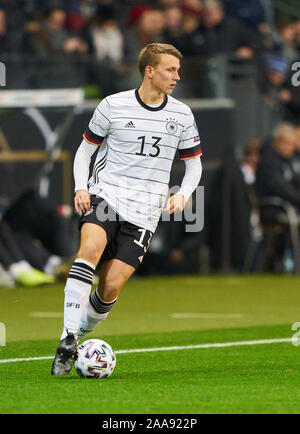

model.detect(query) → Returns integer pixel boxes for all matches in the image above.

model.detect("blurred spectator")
[65,0,87,32]
[240,139,263,271]
[0,6,23,54]
[26,5,88,56]
[295,20,300,56]
[277,21,298,61]
[0,8,10,53]
[255,124,300,271]
[181,0,202,33]
[291,124,300,176]
[224,0,267,31]
[0,220,55,287]
[65,0,108,32]
[241,139,261,186]
[4,189,74,263]
[162,5,184,47]
[256,123,300,216]
[156,0,181,8]
[165,0,203,55]
[81,4,124,62]
[262,55,300,124]
[180,0,258,58]
[124,5,165,61]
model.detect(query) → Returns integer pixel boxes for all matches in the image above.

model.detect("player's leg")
[77,222,153,339]
[77,259,135,339]
[51,223,107,375]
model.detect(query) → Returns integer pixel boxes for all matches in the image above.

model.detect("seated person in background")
[255,123,300,223]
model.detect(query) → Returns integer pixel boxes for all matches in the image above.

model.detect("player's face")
[151,54,181,95]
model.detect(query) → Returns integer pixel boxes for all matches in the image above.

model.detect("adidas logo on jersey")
[125,121,135,128]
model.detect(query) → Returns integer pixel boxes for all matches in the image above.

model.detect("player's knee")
[77,245,101,265]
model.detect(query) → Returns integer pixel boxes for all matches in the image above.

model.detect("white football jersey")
[83,89,202,233]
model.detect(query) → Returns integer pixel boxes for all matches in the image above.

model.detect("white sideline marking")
[29,312,64,318]
[171,313,243,319]
[0,338,293,364]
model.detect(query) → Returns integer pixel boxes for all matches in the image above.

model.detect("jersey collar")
[135,88,168,111]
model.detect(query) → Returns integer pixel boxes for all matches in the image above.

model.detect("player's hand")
[74,190,91,214]
[165,194,185,214]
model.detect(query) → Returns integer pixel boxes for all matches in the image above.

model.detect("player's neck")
[138,83,165,106]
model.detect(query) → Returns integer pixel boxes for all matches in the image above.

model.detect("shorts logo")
[138,255,144,264]
[166,119,178,135]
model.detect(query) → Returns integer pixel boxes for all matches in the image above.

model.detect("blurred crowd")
[1,1,300,108]
[0,0,299,62]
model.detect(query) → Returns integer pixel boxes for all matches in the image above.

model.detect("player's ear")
[145,65,153,78]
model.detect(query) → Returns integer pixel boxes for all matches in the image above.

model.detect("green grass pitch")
[1,275,300,414]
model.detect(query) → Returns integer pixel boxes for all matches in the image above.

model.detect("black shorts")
[79,196,153,269]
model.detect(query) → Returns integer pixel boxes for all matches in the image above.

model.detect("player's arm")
[73,139,98,214]
[166,110,203,214]
[74,98,111,214]
[165,156,202,214]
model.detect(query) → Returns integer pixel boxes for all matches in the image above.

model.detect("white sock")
[60,259,95,340]
[77,290,117,339]
[77,302,108,339]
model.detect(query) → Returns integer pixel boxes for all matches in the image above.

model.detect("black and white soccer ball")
[75,339,116,379]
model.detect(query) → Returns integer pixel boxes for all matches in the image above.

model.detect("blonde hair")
[137,43,182,77]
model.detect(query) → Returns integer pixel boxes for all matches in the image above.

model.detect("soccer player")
[51,43,203,375]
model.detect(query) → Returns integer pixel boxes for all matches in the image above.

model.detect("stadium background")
[1,0,300,276]
[1,0,300,415]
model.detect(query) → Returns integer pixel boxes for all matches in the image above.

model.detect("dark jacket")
[180,16,259,57]
[256,146,300,222]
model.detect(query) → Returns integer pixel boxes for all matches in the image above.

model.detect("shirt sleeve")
[178,111,203,160]
[83,98,111,146]
[177,156,202,202]
[73,140,98,192]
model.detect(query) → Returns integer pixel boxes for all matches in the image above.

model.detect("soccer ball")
[74,339,116,379]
